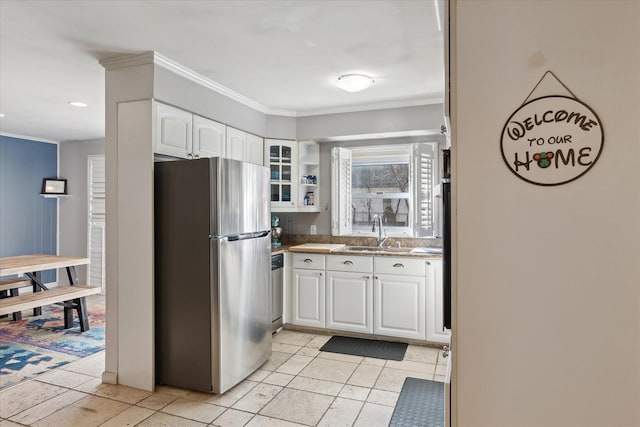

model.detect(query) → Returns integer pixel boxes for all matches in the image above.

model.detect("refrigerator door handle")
[210,231,271,241]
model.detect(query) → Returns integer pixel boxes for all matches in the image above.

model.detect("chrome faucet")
[371,213,387,248]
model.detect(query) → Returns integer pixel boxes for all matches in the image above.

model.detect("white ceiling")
[0,0,443,143]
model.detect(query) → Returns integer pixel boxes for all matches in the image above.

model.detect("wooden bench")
[0,277,32,292]
[0,285,101,332]
[0,278,33,320]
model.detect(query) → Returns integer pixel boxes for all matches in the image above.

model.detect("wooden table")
[0,254,98,331]
[0,254,89,276]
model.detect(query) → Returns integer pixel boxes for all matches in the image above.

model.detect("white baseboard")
[101,371,118,384]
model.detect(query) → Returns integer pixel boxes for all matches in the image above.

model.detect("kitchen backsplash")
[281,234,442,249]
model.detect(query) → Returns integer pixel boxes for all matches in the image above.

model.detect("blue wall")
[0,135,58,282]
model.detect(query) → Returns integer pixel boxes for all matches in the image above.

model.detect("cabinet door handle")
[343,260,353,265]
[304,259,313,264]
[364,275,370,279]
[194,154,200,159]
[374,276,379,280]
[187,153,193,159]
[393,263,405,268]
[426,261,431,266]
[319,272,322,276]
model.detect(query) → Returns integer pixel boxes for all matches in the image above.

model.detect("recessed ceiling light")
[69,101,88,107]
[336,74,375,93]
[0,113,4,118]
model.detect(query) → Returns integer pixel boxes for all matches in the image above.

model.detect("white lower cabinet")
[374,274,426,340]
[326,271,373,334]
[292,268,325,328]
[289,253,441,343]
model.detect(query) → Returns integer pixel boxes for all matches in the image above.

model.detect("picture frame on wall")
[41,178,67,195]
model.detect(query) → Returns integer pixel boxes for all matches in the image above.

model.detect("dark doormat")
[319,336,408,361]
[388,377,444,427]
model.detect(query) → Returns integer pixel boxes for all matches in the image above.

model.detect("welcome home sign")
[500,72,604,186]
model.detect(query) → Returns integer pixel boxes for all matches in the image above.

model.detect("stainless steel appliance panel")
[211,234,272,393]
[271,254,284,332]
[154,158,213,392]
[211,158,270,237]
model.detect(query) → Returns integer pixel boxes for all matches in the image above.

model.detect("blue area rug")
[0,295,104,389]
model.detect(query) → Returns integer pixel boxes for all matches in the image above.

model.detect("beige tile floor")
[0,330,447,427]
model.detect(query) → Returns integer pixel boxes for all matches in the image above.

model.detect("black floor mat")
[388,377,444,427]
[319,335,408,361]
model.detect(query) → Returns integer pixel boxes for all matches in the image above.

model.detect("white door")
[374,274,426,340]
[226,126,246,161]
[155,102,192,158]
[292,268,325,328]
[245,133,264,165]
[87,155,106,293]
[326,271,373,333]
[193,115,226,159]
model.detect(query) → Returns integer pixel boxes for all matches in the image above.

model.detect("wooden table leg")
[75,297,90,332]
[63,266,90,331]
[10,288,22,321]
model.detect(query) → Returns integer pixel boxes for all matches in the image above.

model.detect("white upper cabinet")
[245,133,265,166]
[298,140,320,212]
[266,139,320,212]
[224,127,264,166]
[154,102,265,165]
[266,139,298,211]
[226,126,246,162]
[155,102,193,159]
[193,115,226,159]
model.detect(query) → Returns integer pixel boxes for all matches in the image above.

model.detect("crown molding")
[100,51,278,115]
[0,132,59,144]
[294,96,444,117]
[313,129,442,143]
[99,51,156,70]
[152,53,274,114]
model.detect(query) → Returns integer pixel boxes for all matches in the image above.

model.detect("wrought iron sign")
[501,71,604,186]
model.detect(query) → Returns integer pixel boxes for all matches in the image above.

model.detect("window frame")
[331,141,438,238]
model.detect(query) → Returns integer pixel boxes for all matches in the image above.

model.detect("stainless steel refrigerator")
[154,157,272,394]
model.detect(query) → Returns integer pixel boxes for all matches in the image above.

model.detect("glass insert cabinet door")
[267,140,297,208]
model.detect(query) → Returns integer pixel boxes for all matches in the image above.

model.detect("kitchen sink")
[342,246,442,255]
[408,247,443,254]
[344,246,412,254]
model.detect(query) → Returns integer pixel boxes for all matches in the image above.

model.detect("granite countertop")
[271,245,442,259]
[270,245,290,255]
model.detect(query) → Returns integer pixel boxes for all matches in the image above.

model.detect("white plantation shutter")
[413,143,436,237]
[331,147,352,235]
[87,155,106,292]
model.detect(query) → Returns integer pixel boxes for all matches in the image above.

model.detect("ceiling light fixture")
[0,113,4,118]
[69,101,88,107]
[336,74,375,93]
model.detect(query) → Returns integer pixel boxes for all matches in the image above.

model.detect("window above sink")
[331,142,438,238]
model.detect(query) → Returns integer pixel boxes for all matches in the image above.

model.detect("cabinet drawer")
[375,257,426,276]
[291,253,325,270]
[326,255,373,273]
